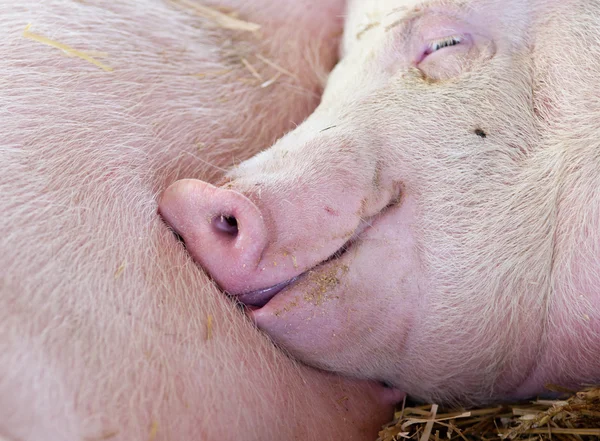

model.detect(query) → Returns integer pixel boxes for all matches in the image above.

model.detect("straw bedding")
[378,386,600,441]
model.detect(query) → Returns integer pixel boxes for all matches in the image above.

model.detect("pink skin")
[1,0,404,440]
[160,0,600,405]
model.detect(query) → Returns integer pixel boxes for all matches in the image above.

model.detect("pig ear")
[410,14,497,81]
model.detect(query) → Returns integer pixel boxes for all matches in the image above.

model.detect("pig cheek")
[341,230,421,351]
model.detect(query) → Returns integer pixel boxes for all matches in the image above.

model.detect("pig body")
[160,0,600,405]
[0,1,398,440]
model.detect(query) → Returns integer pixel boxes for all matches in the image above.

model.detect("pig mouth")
[236,276,301,308]
[233,192,403,309]
[234,235,356,308]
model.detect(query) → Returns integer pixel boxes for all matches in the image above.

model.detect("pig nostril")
[212,215,239,237]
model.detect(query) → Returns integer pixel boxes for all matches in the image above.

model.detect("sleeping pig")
[159,0,600,405]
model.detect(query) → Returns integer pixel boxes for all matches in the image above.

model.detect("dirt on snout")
[378,386,600,441]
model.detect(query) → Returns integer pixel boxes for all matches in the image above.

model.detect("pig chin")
[246,237,368,359]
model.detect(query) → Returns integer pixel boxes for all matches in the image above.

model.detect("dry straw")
[172,0,261,32]
[378,386,600,441]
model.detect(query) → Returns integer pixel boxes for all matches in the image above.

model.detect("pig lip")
[232,199,401,309]
[235,276,301,308]
[234,240,353,308]
[234,197,401,309]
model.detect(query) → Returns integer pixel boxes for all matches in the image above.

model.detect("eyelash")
[426,35,464,54]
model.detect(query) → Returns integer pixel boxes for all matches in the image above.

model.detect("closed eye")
[425,35,464,55]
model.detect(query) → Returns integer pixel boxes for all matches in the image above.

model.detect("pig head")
[160,0,600,405]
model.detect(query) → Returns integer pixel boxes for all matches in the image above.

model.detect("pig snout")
[159,176,367,305]
[159,179,272,296]
[159,154,403,310]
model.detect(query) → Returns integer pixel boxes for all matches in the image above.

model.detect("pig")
[159,0,600,406]
[0,1,400,440]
